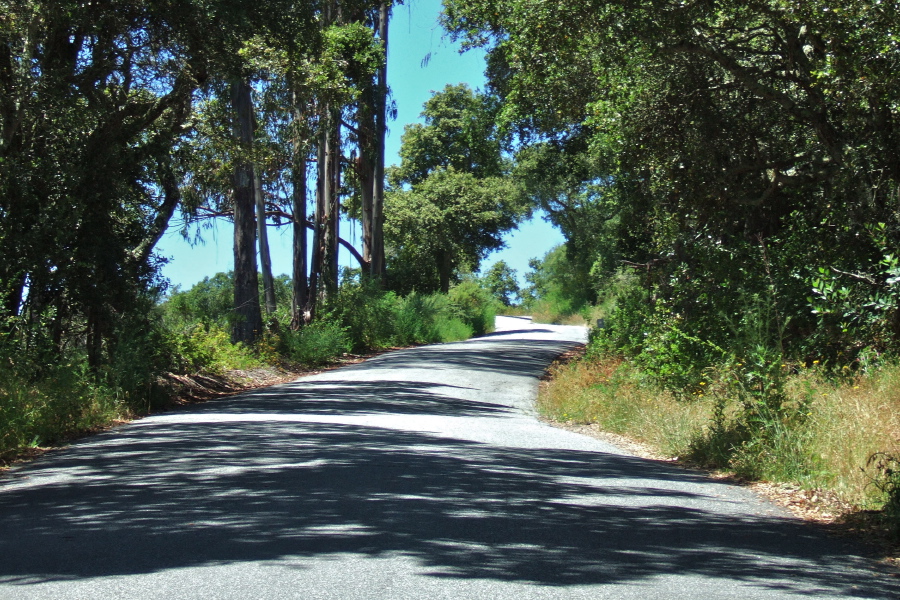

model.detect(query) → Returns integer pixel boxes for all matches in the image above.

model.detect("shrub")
[448,279,499,336]
[0,358,124,458]
[282,319,351,366]
[328,275,399,352]
[435,317,474,342]
[392,292,441,345]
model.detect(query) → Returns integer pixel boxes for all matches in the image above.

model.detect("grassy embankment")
[539,348,900,539]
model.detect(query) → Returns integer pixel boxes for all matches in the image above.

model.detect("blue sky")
[156,0,563,291]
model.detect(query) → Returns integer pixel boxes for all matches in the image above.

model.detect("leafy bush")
[282,319,351,365]
[448,279,499,336]
[163,323,263,375]
[0,359,125,458]
[522,245,593,319]
[328,275,399,352]
[434,318,474,342]
[392,292,443,345]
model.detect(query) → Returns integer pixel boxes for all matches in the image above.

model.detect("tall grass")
[539,358,706,456]
[539,354,900,512]
[0,362,128,459]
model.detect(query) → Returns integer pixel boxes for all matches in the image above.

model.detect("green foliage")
[522,245,593,322]
[327,275,399,352]
[0,0,397,461]
[392,84,503,186]
[385,168,528,293]
[447,279,498,337]
[481,260,520,306]
[391,292,464,345]
[0,361,124,459]
[324,272,487,350]
[281,319,351,366]
[165,325,263,375]
[866,452,900,535]
[810,222,900,363]
[443,0,900,363]
[163,273,236,328]
[386,84,529,294]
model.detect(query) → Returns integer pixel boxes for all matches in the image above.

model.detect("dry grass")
[538,358,711,457]
[796,369,900,507]
[539,355,900,510]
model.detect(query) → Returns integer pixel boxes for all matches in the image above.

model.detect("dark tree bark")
[255,168,277,315]
[371,1,389,279]
[291,97,309,329]
[309,126,326,318]
[321,108,341,299]
[231,78,263,344]
[358,100,375,268]
[438,249,452,294]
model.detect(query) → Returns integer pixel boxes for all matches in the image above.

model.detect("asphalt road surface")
[0,316,895,599]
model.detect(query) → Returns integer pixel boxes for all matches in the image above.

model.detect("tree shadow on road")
[0,332,891,597]
[0,417,891,597]
[343,338,584,379]
[202,380,505,417]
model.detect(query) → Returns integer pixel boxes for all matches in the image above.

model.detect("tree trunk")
[4,271,25,318]
[359,101,375,268]
[231,78,263,345]
[321,108,340,300]
[255,168,277,315]
[371,1,389,279]
[291,97,309,329]
[439,250,452,294]
[308,127,325,318]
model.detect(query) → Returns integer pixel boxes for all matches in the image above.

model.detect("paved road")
[0,316,894,599]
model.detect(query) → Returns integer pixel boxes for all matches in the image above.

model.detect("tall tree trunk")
[231,78,263,344]
[4,271,25,318]
[371,1,389,279]
[438,249,452,294]
[255,168,277,315]
[321,108,341,300]
[291,96,309,329]
[308,126,326,318]
[359,100,375,268]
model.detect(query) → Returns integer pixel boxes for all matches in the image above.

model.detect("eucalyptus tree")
[181,1,392,337]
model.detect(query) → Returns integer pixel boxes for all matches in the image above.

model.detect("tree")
[179,2,392,332]
[443,0,900,362]
[482,261,519,306]
[0,0,210,367]
[386,168,525,293]
[230,79,264,344]
[392,83,503,186]
[522,245,592,314]
[385,84,527,293]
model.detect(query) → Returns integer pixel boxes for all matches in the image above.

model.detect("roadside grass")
[0,365,130,462]
[538,354,900,523]
[529,300,589,326]
[539,358,705,457]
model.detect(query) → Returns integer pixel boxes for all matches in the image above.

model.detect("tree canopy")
[385,84,528,293]
[443,0,900,369]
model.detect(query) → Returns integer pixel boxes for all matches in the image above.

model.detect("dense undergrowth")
[0,273,499,462]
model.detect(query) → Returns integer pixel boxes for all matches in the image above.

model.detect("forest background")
[3,0,900,546]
